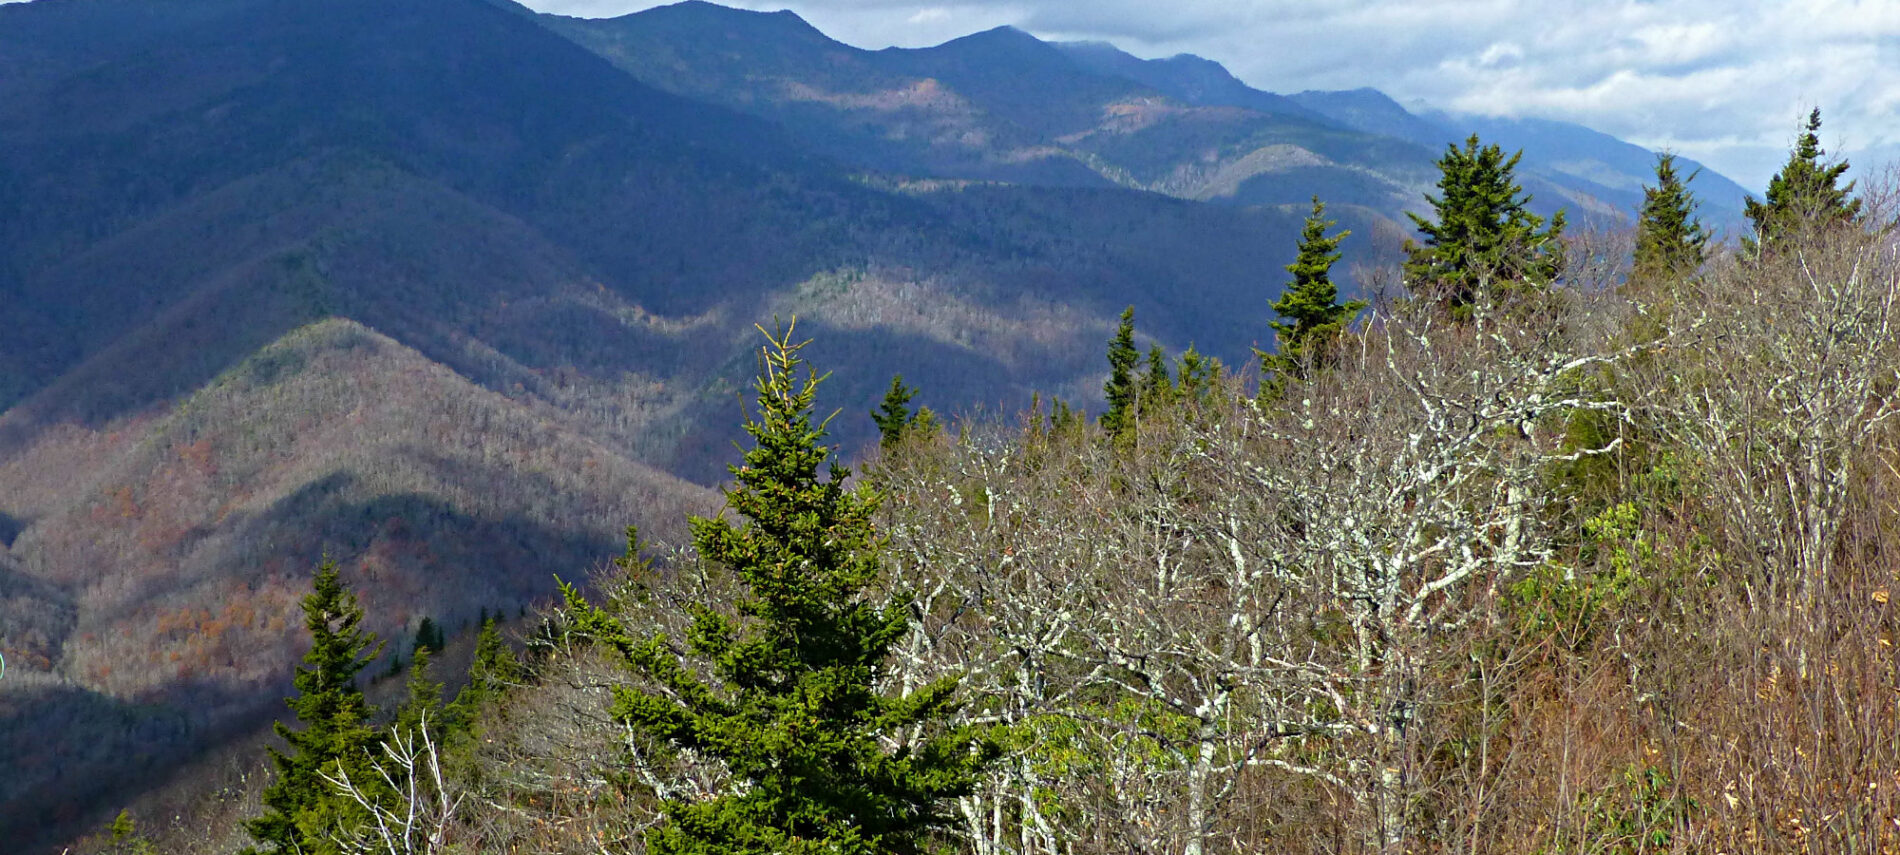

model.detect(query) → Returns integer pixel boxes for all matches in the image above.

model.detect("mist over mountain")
[0,0,1758,848]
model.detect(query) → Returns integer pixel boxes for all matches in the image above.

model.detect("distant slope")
[540,3,1438,219]
[0,318,715,845]
[1291,88,1751,231]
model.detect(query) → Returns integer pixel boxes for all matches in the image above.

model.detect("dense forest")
[70,109,1900,855]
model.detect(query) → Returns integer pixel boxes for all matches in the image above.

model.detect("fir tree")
[562,322,996,855]
[871,375,937,450]
[411,616,444,656]
[1139,343,1174,417]
[448,615,519,724]
[245,561,383,855]
[1175,344,1222,406]
[872,375,917,449]
[1404,135,1566,312]
[104,810,156,855]
[1263,197,1366,386]
[1630,153,1711,289]
[1100,306,1139,441]
[1743,108,1859,253]
[394,647,443,741]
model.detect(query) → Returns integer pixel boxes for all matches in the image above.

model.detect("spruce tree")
[563,322,996,855]
[245,561,382,855]
[1138,343,1174,417]
[448,615,518,723]
[393,647,444,740]
[1743,108,1859,253]
[1404,135,1565,312]
[1175,344,1222,406]
[411,616,444,656]
[1100,306,1139,441]
[1263,196,1365,385]
[871,375,937,450]
[104,810,156,855]
[1630,153,1710,289]
[872,375,917,449]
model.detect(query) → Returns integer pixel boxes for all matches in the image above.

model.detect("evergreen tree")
[448,615,519,722]
[245,561,383,855]
[394,647,444,741]
[1139,343,1174,417]
[562,322,996,855]
[1630,153,1711,289]
[411,616,444,656]
[104,810,156,855]
[1263,197,1366,385]
[1404,135,1566,312]
[1100,306,1139,440]
[1743,108,1859,253]
[871,375,937,450]
[872,375,917,449]
[1175,344,1223,406]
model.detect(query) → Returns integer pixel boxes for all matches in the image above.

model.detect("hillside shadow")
[0,511,22,548]
[0,677,260,852]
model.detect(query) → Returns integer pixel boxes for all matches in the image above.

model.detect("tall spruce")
[244,561,383,855]
[1404,135,1565,312]
[1743,108,1859,253]
[1139,343,1174,417]
[393,647,444,741]
[1263,196,1365,386]
[448,615,518,723]
[871,375,937,450]
[562,322,996,855]
[872,375,918,449]
[1631,153,1711,289]
[1100,306,1139,440]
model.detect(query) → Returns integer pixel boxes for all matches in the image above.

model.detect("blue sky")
[526,0,1900,192]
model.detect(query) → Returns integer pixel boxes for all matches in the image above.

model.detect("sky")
[524,0,1900,192]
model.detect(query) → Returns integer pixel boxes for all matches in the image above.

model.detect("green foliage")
[1263,196,1365,388]
[1138,344,1174,418]
[1174,344,1222,407]
[244,561,384,855]
[1404,135,1566,313]
[1562,763,1696,855]
[1743,108,1860,254]
[561,322,997,855]
[1100,306,1140,441]
[872,375,939,451]
[394,647,445,742]
[103,809,156,855]
[449,615,519,725]
[1630,153,1710,291]
[412,616,445,657]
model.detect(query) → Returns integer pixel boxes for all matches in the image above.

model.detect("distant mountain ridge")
[0,0,1757,848]
[542,1,1751,231]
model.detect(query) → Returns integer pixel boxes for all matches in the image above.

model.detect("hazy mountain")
[546,5,1752,236]
[1291,88,1751,231]
[542,4,1440,218]
[0,0,1326,842]
[0,0,1760,846]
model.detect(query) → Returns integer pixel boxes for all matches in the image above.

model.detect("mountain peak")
[611,0,832,44]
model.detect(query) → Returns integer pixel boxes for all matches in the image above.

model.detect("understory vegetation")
[83,116,1900,855]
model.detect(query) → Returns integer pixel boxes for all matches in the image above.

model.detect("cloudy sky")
[527,0,1900,191]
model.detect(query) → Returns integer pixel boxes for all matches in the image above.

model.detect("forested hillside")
[110,199,1900,855]
[0,0,1821,851]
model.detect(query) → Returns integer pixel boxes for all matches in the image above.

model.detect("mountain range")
[0,0,1757,846]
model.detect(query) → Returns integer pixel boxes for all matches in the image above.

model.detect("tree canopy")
[562,321,996,855]
[1404,134,1566,312]
[1744,107,1859,253]
[1264,196,1365,387]
[1631,153,1711,290]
